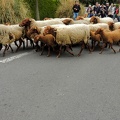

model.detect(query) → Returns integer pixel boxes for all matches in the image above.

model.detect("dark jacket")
[73,4,80,13]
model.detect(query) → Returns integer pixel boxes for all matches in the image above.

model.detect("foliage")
[0,0,31,24]
[25,0,59,20]
[55,0,85,18]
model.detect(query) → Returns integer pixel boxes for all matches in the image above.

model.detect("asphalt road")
[0,43,120,120]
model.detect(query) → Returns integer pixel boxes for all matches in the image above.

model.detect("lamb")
[90,30,102,51]
[95,28,120,54]
[43,24,91,57]
[34,34,56,57]
[90,16,114,24]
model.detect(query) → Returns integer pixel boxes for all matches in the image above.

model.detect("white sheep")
[90,16,114,24]
[19,18,64,29]
[44,24,91,57]
[88,23,110,32]
[0,24,25,53]
[62,18,90,25]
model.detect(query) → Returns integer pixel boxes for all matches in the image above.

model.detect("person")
[93,2,101,16]
[86,5,93,18]
[105,2,109,16]
[117,5,120,22]
[113,4,118,20]
[100,4,106,18]
[108,3,114,18]
[72,1,81,20]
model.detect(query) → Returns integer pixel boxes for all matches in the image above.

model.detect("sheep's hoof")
[56,55,60,58]
[114,50,116,54]
[47,55,50,57]
[71,53,74,56]
[3,54,5,57]
[77,54,81,56]
[99,52,102,54]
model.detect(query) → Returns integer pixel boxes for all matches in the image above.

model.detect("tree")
[25,0,59,20]
[35,0,40,20]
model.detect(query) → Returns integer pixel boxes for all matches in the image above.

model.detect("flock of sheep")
[0,16,120,57]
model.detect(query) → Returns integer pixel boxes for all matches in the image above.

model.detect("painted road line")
[0,51,32,63]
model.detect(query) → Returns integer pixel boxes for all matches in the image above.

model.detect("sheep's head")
[43,26,57,38]
[34,35,42,43]
[27,26,40,36]
[44,17,51,20]
[107,22,114,31]
[76,16,84,20]
[62,19,72,25]
[19,18,32,27]
[90,16,99,24]
[95,28,103,35]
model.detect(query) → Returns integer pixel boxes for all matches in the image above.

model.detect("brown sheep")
[90,31,102,51]
[34,34,56,57]
[95,28,120,54]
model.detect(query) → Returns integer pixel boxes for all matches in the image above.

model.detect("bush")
[0,0,31,24]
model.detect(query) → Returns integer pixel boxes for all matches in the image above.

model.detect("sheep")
[34,34,56,57]
[62,18,90,25]
[108,22,120,31]
[90,30,102,51]
[19,18,64,29]
[0,33,15,56]
[0,24,25,52]
[90,16,114,24]
[88,23,110,32]
[95,28,120,54]
[43,24,91,57]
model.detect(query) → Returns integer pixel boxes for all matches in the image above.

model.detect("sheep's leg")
[91,40,94,49]
[14,41,19,48]
[110,43,116,53]
[29,39,34,49]
[3,45,8,57]
[9,45,14,53]
[0,43,2,51]
[92,41,96,51]
[86,43,92,54]
[26,39,28,48]
[99,43,106,54]
[78,42,85,56]
[16,39,22,52]
[66,45,74,56]
[40,44,45,55]
[47,46,51,57]
[69,45,73,51]
[22,41,25,50]
[57,45,62,58]
[35,41,40,52]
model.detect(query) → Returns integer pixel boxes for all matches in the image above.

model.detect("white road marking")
[0,52,32,63]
